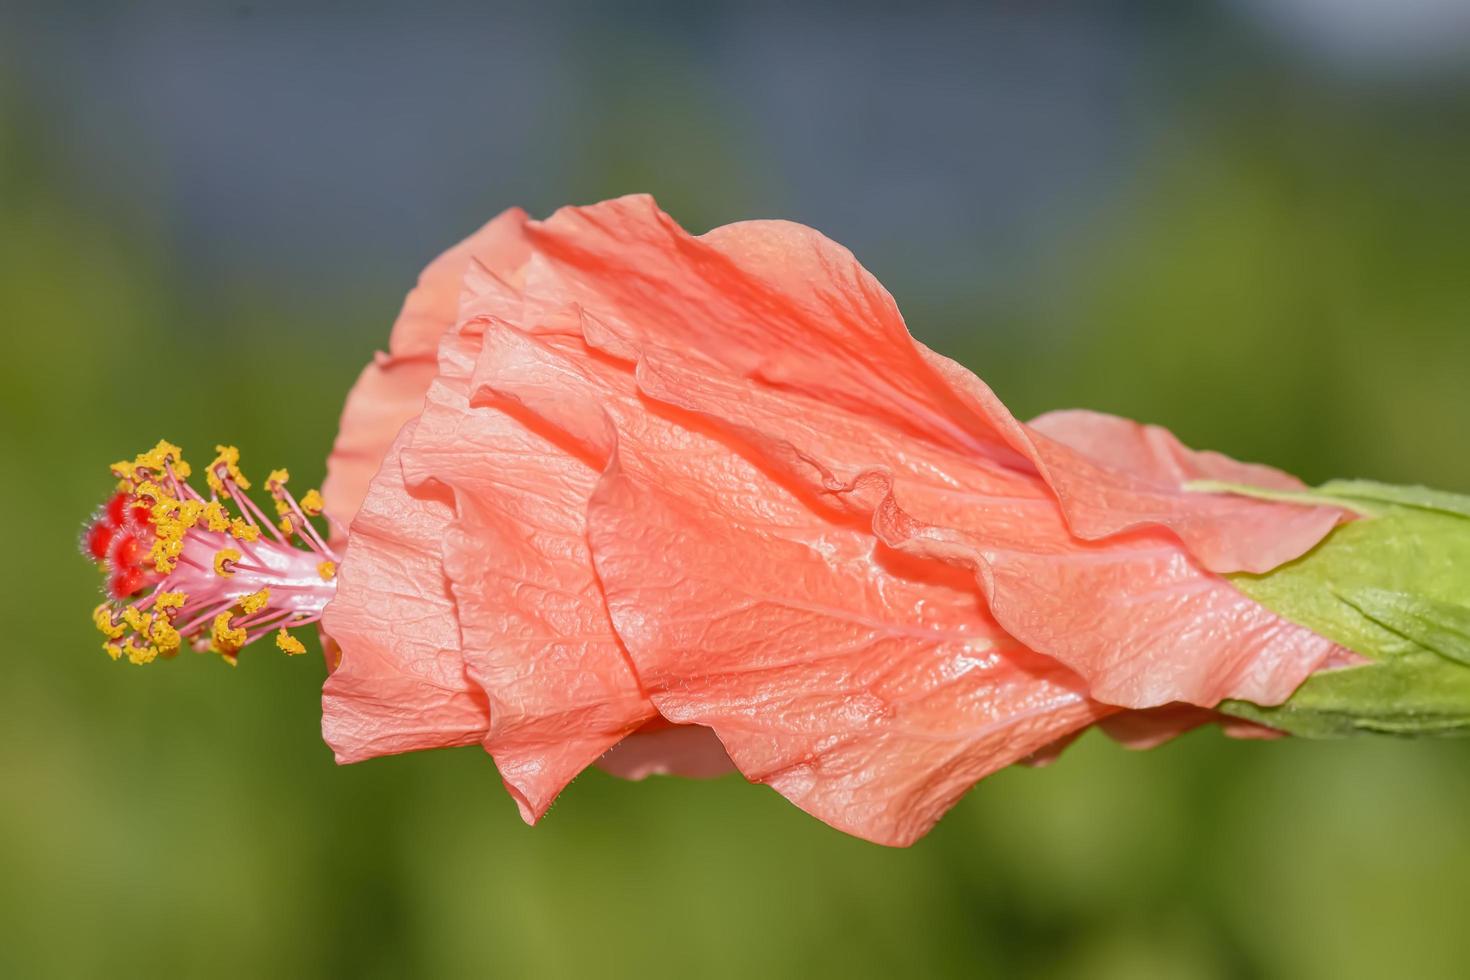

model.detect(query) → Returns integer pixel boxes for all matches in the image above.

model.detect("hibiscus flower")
[309,195,1347,845]
[85,195,1383,845]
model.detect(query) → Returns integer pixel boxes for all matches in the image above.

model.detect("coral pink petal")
[521,195,1344,576]
[1029,409,1311,493]
[988,395,1345,576]
[993,704,1278,768]
[321,195,1340,844]
[1096,704,1219,750]
[1097,704,1286,748]
[1218,716,1286,740]
[631,354,1340,709]
[513,196,1345,710]
[470,323,1108,847]
[596,724,737,781]
[1016,728,1091,768]
[321,209,530,534]
[320,354,439,539]
[383,209,531,355]
[592,459,1105,846]
[396,308,656,821]
[321,421,489,762]
[522,197,1025,465]
[1025,407,1346,573]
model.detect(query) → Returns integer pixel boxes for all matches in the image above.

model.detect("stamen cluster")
[83,441,339,665]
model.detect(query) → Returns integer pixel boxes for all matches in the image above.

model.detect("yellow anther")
[210,612,247,655]
[154,591,188,612]
[207,445,251,495]
[214,548,241,577]
[275,628,306,656]
[240,588,270,615]
[123,637,158,666]
[150,537,182,570]
[150,513,186,546]
[103,641,123,661]
[133,480,174,506]
[110,459,137,483]
[266,468,290,491]
[274,498,292,518]
[93,604,126,639]
[121,605,150,633]
[148,537,182,574]
[177,499,203,526]
[317,561,337,582]
[300,489,325,517]
[150,618,181,655]
[229,517,261,542]
[202,501,230,532]
[278,516,294,535]
[133,440,187,476]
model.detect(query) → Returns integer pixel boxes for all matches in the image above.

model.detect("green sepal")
[1210,482,1470,738]
[1339,588,1470,668]
[1222,652,1470,738]
[1313,479,1470,520]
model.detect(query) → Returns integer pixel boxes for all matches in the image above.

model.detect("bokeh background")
[4,2,1469,977]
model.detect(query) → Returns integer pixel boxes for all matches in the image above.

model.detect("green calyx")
[1196,480,1470,738]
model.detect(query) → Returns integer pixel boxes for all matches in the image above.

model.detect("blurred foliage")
[3,10,1470,980]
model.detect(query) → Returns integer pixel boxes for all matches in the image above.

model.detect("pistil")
[83,441,339,665]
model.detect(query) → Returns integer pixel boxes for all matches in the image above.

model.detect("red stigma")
[85,521,115,561]
[87,489,161,601]
[111,532,142,568]
[109,566,148,599]
[105,492,129,527]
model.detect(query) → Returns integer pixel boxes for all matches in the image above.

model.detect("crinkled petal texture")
[324,218,730,815]
[468,324,1109,844]
[321,208,531,537]
[321,194,1348,846]
[321,420,490,759]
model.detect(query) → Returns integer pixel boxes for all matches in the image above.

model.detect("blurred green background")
[3,2,1469,978]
